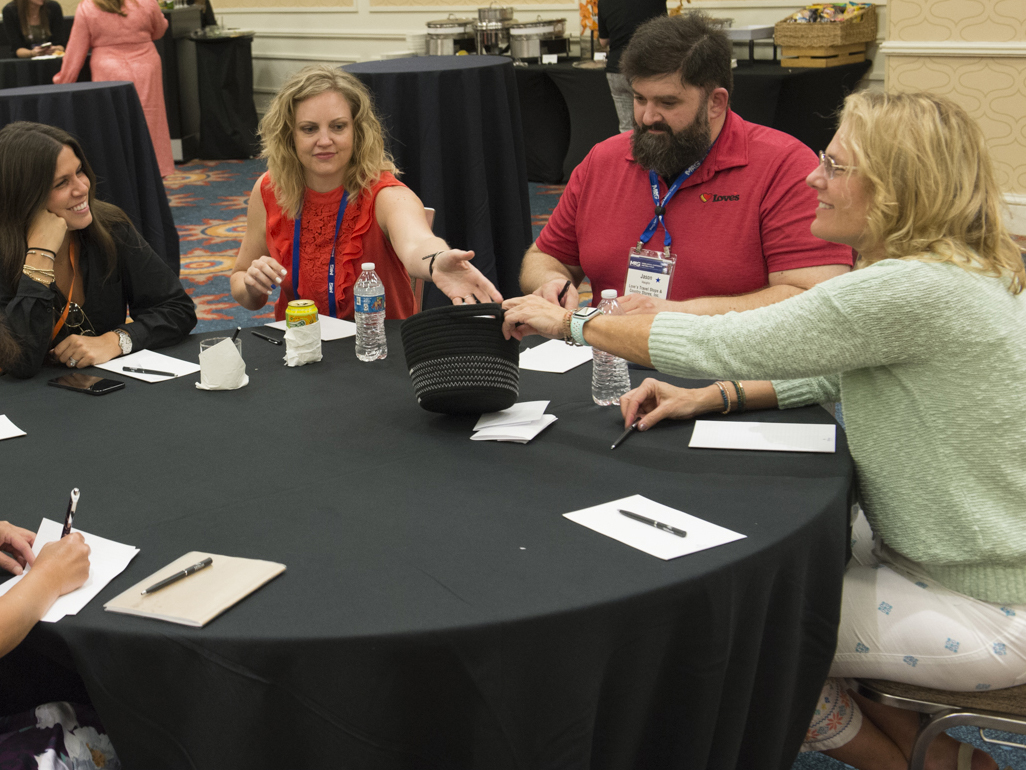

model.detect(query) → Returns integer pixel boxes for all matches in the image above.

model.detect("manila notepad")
[104,552,285,627]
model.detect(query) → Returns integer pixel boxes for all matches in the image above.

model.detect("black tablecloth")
[3,324,852,770]
[0,55,90,89]
[516,60,872,183]
[0,81,180,273]
[194,34,259,159]
[343,57,532,307]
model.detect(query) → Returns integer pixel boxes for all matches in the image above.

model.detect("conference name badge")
[624,249,676,300]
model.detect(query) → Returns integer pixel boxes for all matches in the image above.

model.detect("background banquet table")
[0,81,179,272]
[343,56,533,308]
[2,323,852,770]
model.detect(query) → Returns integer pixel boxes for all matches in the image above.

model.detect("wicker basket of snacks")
[774,3,876,48]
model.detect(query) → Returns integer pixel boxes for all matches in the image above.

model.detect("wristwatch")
[569,306,602,346]
[113,328,132,356]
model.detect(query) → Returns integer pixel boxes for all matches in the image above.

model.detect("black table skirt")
[3,323,852,770]
[516,59,872,184]
[343,56,533,307]
[195,35,259,160]
[0,55,90,89]
[0,81,180,272]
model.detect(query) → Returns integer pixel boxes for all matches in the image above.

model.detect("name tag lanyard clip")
[292,190,350,318]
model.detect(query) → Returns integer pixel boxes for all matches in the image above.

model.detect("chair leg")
[909,710,1026,770]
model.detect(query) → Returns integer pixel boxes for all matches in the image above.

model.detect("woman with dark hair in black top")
[2,0,64,57]
[0,121,196,379]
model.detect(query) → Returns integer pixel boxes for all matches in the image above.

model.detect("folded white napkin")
[196,338,248,390]
[284,322,322,367]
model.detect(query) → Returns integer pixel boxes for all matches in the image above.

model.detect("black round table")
[342,56,533,308]
[0,81,179,273]
[2,324,853,770]
[0,54,90,89]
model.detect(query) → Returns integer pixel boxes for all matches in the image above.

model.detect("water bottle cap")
[601,289,617,299]
[362,262,375,270]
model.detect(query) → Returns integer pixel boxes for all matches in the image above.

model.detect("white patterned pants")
[802,511,1026,752]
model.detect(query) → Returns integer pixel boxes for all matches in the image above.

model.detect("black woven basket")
[400,303,520,415]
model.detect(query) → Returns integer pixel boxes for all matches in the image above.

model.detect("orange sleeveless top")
[261,171,417,322]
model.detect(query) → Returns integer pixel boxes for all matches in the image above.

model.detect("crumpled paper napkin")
[196,338,249,390]
[284,322,322,367]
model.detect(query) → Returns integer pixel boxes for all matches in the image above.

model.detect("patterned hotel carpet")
[168,160,589,332]
[168,161,1026,770]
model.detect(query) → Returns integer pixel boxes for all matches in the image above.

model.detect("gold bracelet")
[561,310,574,345]
[731,380,746,413]
[22,265,55,282]
[714,381,732,414]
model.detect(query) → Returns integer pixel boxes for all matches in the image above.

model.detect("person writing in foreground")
[232,65,501,320]
[0,521,118,768]
[0,122,197,380]
[504,91,1026,770]
[520,12,852,315]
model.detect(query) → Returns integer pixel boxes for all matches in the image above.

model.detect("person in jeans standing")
[598,0,667,133]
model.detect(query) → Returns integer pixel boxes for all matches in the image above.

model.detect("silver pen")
[618,509,687,538]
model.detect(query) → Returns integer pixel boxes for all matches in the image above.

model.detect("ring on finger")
[67,358,78,368]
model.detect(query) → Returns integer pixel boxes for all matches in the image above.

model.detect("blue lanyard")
[637,146,713,255]
[291,190,349,318]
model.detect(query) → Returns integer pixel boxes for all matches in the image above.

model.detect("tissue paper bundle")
[196,339,249,390]
[284,322,322,367]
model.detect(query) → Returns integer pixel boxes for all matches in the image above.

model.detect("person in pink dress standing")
[53,0,174,177]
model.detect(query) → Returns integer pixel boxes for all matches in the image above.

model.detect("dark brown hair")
[0,122,130,292]
[620,12,733,97]
[16,0,51,40]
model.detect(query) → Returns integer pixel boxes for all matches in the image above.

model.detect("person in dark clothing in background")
[597,0,667,132]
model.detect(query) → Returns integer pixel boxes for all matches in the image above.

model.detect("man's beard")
[631,103,712,180]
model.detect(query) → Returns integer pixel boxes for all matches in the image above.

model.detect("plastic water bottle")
[592,289,630,406]
[354,262,387,361]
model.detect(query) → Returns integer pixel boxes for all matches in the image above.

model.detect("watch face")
[574,307,601,320]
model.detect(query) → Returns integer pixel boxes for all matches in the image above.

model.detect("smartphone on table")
[48,373,125,395]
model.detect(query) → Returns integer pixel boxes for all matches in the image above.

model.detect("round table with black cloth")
[0,81,180,272]
[516,59,873,184]
[0,54,90,89]
[2,323,853,770]
[194,33,259,160]
[342,56,533,309]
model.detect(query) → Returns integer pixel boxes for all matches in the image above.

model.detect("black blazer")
[2,0,66,53]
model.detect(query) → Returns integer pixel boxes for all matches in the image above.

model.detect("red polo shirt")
[535,109,853,303]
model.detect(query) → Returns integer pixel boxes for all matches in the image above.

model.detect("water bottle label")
[355,294,385,314]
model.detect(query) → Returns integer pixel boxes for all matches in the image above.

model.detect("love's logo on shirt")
[700,193,740,203]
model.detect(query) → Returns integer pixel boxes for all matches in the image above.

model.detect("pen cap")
[400,303,519,415]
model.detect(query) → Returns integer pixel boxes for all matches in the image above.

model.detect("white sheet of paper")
[95,350,200,382]
[0,518,139,622]
[266,315,357,341]
[471,414,557,443]
[689,420,836,453]
[0,415,26,441]
[473,401,550,431]
[564,494,746,560]
[518,340,593,373]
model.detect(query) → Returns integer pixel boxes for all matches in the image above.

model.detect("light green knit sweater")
[648,258,1026,604]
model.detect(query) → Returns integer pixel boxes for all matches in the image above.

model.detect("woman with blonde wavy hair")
[502,90,1026,770]
[231,65,500,322]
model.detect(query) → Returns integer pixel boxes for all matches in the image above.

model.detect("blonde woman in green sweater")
[502,91,1025,770]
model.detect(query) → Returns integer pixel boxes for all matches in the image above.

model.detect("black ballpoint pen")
[611,420,639,449]
[251,331,283,345]
[556,279,572,306]
[61,488,80,537]
[141,557,213,595]
[618,509,687,538]
[123,367,176,377]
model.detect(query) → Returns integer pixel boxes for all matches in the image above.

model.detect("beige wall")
[883,0,1026,229]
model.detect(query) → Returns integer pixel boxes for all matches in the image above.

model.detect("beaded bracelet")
[561,310,574,345]
[714,381,732,414]
[731,380,747,413]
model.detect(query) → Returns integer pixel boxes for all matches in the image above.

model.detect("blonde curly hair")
[259,65,397,219]
[839,90,1023,294]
